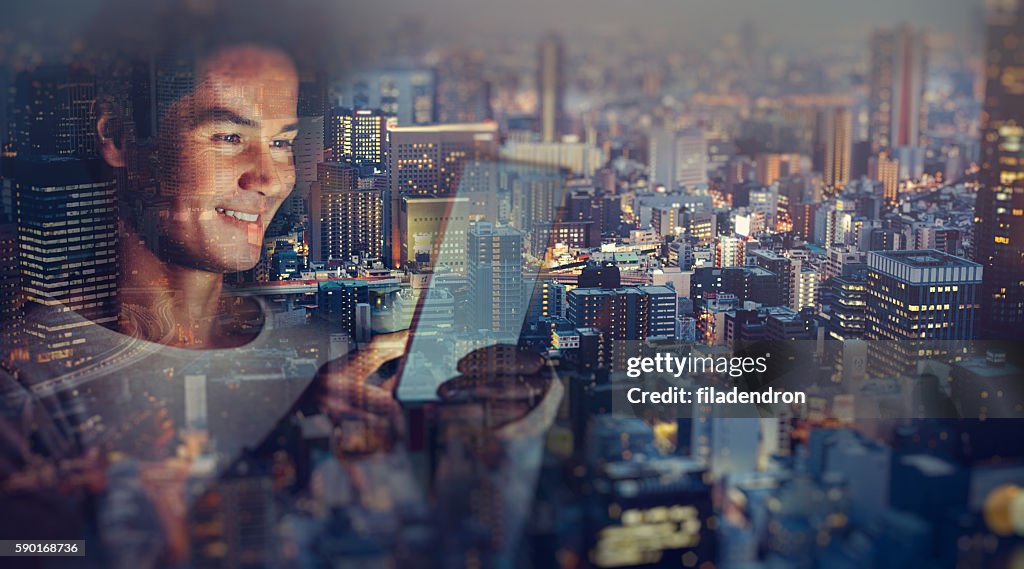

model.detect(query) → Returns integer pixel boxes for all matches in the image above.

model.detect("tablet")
[388,160,571,403]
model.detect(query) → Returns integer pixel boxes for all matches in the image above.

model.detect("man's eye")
[214,133,242,144]
[272,139,295,149]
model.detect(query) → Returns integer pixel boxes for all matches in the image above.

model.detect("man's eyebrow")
[191,107,259,129]
[277,122,300,135]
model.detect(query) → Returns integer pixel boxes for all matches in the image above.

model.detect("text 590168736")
[0,541,85,556]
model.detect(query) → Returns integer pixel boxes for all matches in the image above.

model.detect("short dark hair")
[83,0,358,133]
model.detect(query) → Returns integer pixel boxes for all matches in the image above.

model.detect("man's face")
[156,45,299,272]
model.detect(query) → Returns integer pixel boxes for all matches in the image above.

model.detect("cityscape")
[0,0,1022,567]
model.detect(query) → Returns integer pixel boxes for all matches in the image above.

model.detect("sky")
[362,0,984,50]
[1,0,985,59]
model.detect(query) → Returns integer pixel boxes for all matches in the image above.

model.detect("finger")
[324,376,398,403]
[320,394,394,418]
[321,331,410,384]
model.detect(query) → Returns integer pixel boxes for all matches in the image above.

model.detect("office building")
[638,285,679,339]
[820,107,852,190]
[499,140,606,177]
[386,123,498,267]
[333,67,436,126]
[310,162,383,263]
[398,196,470,270]
[869,25,928,154]
[715,236,745,268]
[865,250,982,376]
[0,222,20,348]
[870,152,901,204]
[649,128,708,191]
[828,274,868,341]
[537,34,566,143]
[436,49,493,124]
[468,222,524,334]
[326,108,389,168]
[756,153,803,186]
[8,65,97,159]
[9,156,118,356]
[975,1,1024,340]
[315,280,370,340]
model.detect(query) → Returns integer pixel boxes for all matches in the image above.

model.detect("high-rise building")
[828,273,868,341]
[436,49,493,124]
[386,123,498,267]
[333,67,436,126]
[285,116,324,221]
[9,156,118,356]
[820,107,852,190]
[0,222,20,349]
[868,25,928,155]
[865,250,982,376]
[690,266,784,307]
[316,280,370,339]
[651,205,681,240]
[638,285,679,339]
[468,222,524,334]
[649,128,708,191]
[398,196,471,270]
[9,65,97,159]
[792,265,818,311]
[715,236,745,268]
[310,162,383,263]
[499,140,606,177]
[326,108,389,168]
[527,279,567,323]
[755,153,804,186]
[537,34,566,143]
[870,152,901,204]
[751,249,794,307]
[567,287,661,362]
[975,0,1024,340]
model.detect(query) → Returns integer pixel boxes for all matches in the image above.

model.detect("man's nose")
[238,143,282,195]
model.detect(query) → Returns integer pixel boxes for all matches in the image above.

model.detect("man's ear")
[95,97,126,168]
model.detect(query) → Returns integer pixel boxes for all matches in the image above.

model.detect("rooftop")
[870,249,980,269]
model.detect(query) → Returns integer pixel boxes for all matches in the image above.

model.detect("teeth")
[216,207,258,222]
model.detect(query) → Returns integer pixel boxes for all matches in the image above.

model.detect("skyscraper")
[975,0,1024,340]
[820,107,852,190]
[468,222,524,334]
[326,108,389,168]
[436,49,494,124]
[9,65,97,159]
[755,153,803,186]
[828,273,868,341]
[868,25,928,155]
[865,250,981,376]
[385,123,498,267]
[715,236,745,268]
[537,34,566,143]
[311,162,383,263]
[9,156,118,356]
[285,116,323,221]
[870,152,901,204]
[649,128,709,191]
[333,67,437,126]
[0,221,20,349]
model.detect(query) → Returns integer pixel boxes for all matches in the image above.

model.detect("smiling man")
[99,44,300,349]
[0,5,406,565]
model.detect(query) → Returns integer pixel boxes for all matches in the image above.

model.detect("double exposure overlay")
[0,0,1022,567]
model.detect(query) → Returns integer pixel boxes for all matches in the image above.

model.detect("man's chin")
[194,248,262,275]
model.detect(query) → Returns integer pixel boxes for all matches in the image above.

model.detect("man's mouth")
[215,207,260,223]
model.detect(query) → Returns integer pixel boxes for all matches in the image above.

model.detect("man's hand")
[315,331,408,457]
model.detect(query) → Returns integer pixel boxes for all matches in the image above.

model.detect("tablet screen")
[393,160,571,402]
